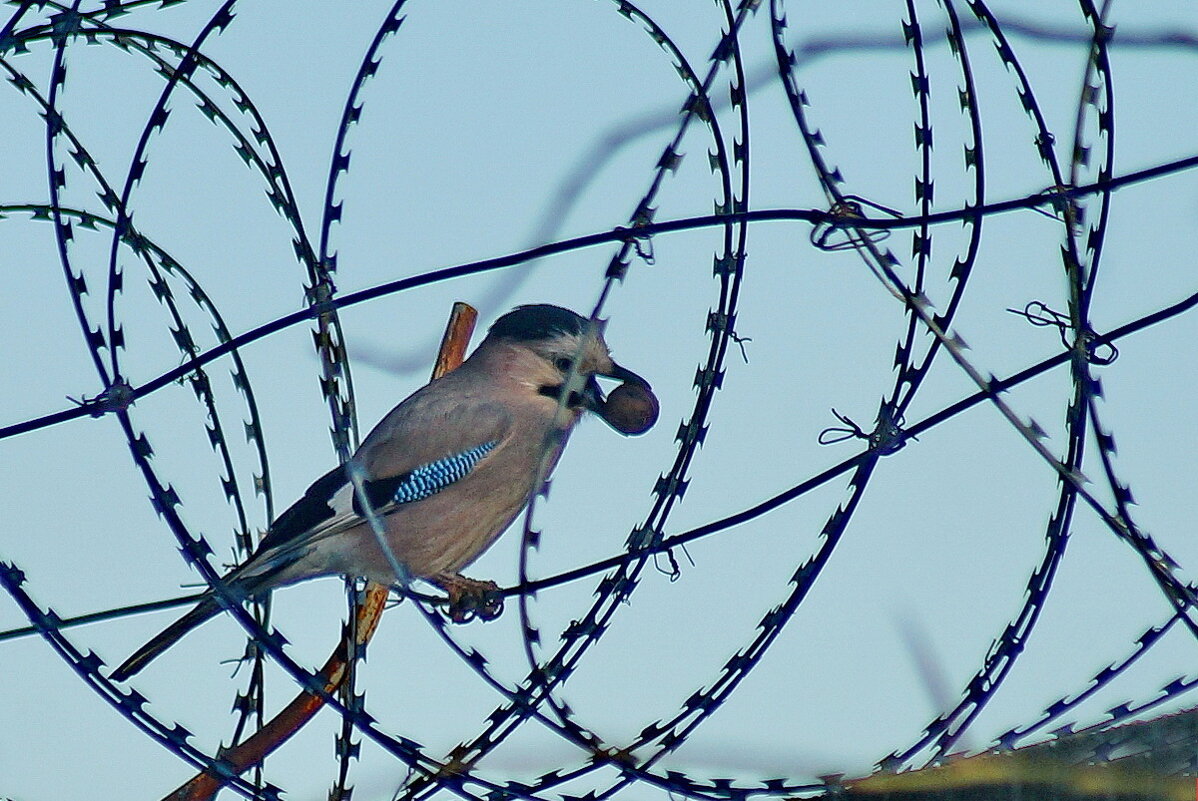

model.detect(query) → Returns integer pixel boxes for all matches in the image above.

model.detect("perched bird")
[111,304,655,681]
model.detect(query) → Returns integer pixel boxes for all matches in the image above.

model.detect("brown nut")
[600,382,659,436]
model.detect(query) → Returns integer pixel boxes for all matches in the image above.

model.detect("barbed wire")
[2,1,1197,799]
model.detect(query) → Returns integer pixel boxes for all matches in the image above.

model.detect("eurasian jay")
[110,304,656,681]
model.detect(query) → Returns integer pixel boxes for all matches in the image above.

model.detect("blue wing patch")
[355,440,499,514]
[256,442,499,558]
[391,441,498,504]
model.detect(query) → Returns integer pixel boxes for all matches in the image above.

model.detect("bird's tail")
[109,594,223,682]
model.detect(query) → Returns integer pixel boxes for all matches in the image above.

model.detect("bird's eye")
[555,357,574,373]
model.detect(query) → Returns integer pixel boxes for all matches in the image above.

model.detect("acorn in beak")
[587,362,659,436]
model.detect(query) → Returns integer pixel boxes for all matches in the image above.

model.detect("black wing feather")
[256,464,345,554]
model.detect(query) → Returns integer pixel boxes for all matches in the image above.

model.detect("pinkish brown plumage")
[110,304,656,681]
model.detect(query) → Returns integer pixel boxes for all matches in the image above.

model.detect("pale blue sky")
[2,1,1198,799]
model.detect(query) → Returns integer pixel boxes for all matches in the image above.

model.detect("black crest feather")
[487,304,588,342]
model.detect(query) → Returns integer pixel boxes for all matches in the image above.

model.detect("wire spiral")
[2,1,1198,799]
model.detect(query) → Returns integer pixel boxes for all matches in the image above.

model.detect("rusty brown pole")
[168,302,479,801]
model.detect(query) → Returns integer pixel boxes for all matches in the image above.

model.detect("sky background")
[2,1,1198,799]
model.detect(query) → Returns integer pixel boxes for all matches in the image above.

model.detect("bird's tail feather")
[109,595,222,682]
[110,547,309,682]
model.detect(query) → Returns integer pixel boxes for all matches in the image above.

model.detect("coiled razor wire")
[3,1,1198,799]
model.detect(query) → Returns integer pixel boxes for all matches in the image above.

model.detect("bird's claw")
[434,574,504,624]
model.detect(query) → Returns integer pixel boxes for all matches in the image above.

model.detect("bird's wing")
[356,376,513,478]
[249,396,512,566]
[256,464,348,553]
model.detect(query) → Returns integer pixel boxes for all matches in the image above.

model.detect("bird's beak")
[580,375,607,413]
[582,361,652,412]
[600,362,652,390]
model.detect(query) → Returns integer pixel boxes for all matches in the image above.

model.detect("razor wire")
[2,1,1198,799]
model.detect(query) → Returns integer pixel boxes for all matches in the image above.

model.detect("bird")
[110,304,656,681]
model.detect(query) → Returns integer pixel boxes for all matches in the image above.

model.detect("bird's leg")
[430,573,504,623]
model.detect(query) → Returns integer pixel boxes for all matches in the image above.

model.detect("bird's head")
[483,304,658,435]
